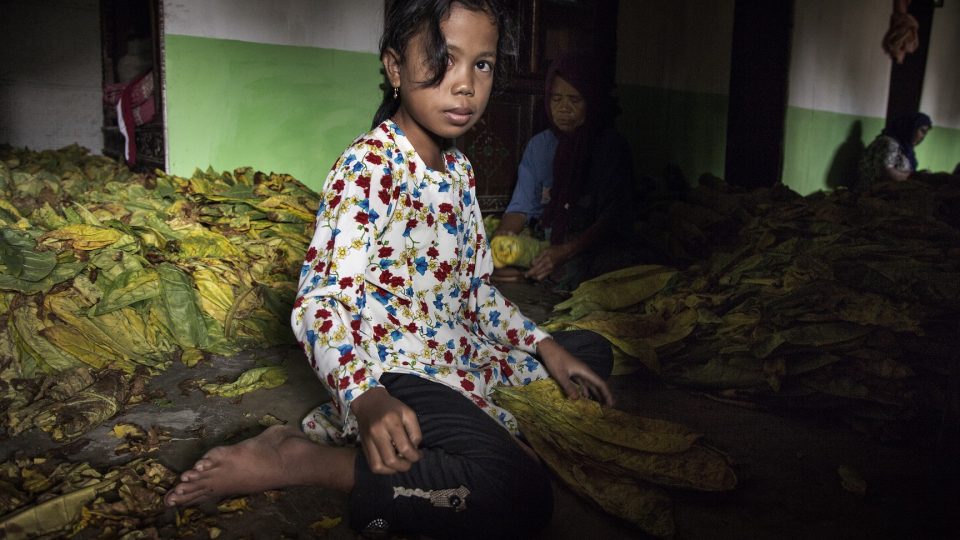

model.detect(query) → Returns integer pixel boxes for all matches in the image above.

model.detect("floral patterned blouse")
[857,135,911,191]
[291,120,551,443]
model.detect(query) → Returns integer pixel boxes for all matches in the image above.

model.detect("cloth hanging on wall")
[882,0,919,64]
[105,70,155,165]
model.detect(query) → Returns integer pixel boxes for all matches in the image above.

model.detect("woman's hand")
[536,337,615,406]
[351,387,423,474]
[525,244,574,281]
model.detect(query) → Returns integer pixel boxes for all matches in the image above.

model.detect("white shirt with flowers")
[291,120,551,444]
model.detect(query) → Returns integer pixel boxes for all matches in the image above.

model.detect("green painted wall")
[164,35,382,192]
[783,107,960,195]
[918,125,960,175]
[616,84,728,184]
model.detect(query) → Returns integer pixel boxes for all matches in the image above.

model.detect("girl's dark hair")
[371,0,518,128]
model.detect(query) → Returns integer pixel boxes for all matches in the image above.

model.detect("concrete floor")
[2,281,957,539]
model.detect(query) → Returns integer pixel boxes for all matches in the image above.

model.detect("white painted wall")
[921,1,960,129]
[0,0,103,153]
[616,0,733,94]
[788,0,891,117]
[162,0,382,53]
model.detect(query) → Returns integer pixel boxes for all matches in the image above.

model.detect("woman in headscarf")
[492,52,635,290]
[857,112,932,190]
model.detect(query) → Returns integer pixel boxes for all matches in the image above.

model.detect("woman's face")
[549,76,586,133]
[913,125,930,146]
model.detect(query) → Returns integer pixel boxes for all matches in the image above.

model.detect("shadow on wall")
[826,120,865,190]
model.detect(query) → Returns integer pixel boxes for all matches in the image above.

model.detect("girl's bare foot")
[163,425,354,507]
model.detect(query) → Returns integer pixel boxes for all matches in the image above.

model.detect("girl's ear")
[382,48,402,88]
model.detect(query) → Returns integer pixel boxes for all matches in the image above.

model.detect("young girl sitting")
[164,1,614,538]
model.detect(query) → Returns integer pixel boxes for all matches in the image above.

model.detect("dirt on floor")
[2,281,957,539]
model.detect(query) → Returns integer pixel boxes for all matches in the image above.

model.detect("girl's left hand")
[536,337,615,406]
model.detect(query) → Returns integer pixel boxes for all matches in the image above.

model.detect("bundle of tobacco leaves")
[0,144,312,440]
[495,379,736,538]
[547,173,960,437]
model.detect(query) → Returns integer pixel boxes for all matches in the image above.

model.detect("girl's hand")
[351,387,423,474]
[536,337,615,406]
[525,244,573,281]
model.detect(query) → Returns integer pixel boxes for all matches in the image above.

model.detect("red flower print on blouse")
[305,247,317,262]
[338,349,356,365]
[433,261,452,282]
[315,308,331,319]
[339,277,354,288]
[355,212,369,225]
[365,153,383,165]
[319,320,333,333]
[356,175,371,191]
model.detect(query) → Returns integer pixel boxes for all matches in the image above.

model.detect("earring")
[393,86,399,99]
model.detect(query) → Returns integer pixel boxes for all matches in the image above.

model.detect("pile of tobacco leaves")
[0,144,317,443]
[547,171,960,439]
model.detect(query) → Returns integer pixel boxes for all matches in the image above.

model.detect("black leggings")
[348,330,613,539]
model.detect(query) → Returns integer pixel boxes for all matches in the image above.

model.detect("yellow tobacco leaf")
[216,497,250,513]
[554,265,677,318]
[111,423,145,439]
[180,348,204,367]
[0,476,117,539]
[490,235,547,269]
[178,228,244,260]
[310,515,343,534]
[201,366,287,398]
[496,380,701,453]
[40,224,124,250]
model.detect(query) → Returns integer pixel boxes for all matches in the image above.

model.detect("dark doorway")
[724,0,793,190]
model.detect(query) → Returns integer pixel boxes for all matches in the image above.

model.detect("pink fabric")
[114,71,155,165]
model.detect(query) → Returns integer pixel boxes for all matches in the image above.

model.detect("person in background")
[857,112,932,190]
[491,53,635,290]
[163,2,614,538]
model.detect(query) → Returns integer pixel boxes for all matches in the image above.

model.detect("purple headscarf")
[541,53,614,244]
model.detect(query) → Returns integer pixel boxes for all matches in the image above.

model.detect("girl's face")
[384,4,498,163]
[549,76,586,133]
[913,124,930,146]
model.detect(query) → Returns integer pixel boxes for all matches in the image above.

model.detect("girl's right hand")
[351,387,423,474]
